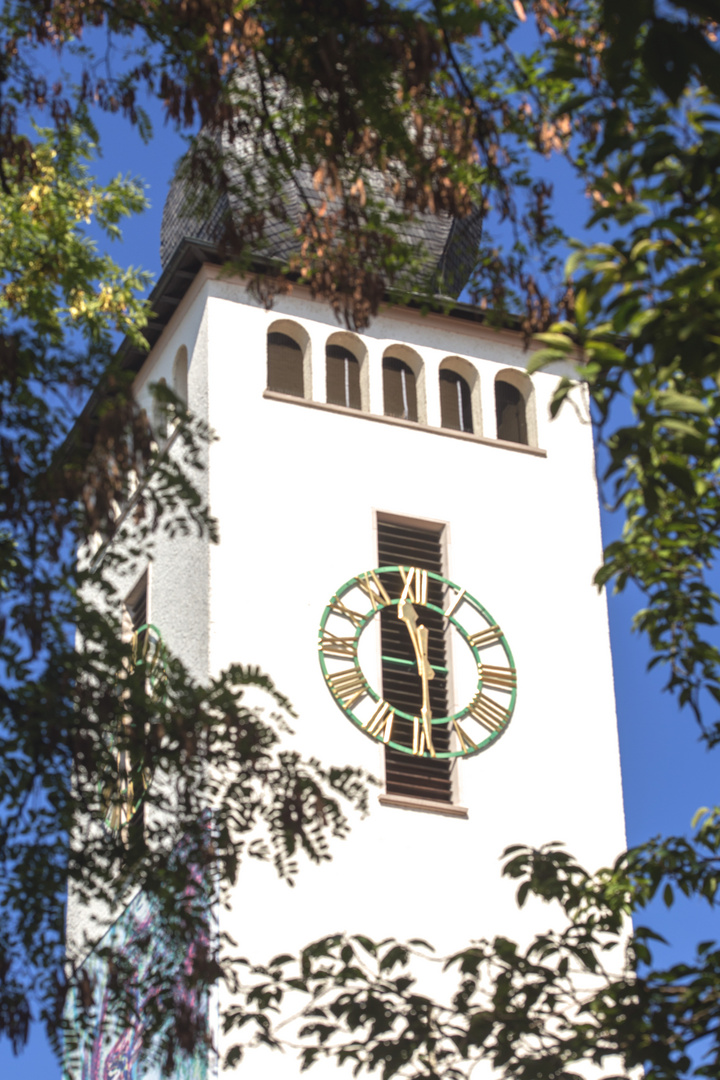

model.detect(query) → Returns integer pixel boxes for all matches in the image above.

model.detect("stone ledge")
[263,390,547,457]
[378,793,469,819]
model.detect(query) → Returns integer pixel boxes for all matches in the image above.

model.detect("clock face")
[318,566,517,759]
[102,624,167,832]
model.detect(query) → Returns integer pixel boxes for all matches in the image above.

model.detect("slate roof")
[160,152,484,298]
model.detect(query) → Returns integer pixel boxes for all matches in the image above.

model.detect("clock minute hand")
[398,601,436,757]
[415,624,437,758]
[397,602,435,679]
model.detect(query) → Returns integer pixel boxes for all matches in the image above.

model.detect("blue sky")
[4,84,719,1078]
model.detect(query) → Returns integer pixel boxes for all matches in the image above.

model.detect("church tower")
[68,173,627,1077]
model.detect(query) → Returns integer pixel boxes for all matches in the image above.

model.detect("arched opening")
[439,369,473,433]
[383,356,418,422]
[495,377,529,445]
[267,330,305,398]
[326,343,361,410]
[172,346,189,406]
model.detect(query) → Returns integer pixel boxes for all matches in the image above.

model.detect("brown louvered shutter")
[382,357,418,422]
[378,519,453,803]
[127,584,147,636]
[326,344,361,409]
[267,332,304,397]
[495,380,528,444]
[439,370,473,433]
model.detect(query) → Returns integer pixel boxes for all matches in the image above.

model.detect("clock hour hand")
[398,601,436,757]
[397,602,435,679]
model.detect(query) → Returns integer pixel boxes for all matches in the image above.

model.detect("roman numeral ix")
[319,630,357,659]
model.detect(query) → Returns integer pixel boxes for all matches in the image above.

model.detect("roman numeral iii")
[480,664,517,691]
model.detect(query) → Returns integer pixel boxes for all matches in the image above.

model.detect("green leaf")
[549,378,574,418]
[352,935,377,955]
[630,238,658,260]
[660,461,697,497]
[655,391,708,415]
[691,807,710,828]
[527,348,574,374]
[532,332,575,350]
[574,288,590,324]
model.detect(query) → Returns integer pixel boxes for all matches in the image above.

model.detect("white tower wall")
[128,266,626,1077]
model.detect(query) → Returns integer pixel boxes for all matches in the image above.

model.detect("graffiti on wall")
[64,849,211,1080]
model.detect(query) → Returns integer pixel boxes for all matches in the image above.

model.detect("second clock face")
[101,624,167,832]
[318,566,517,760]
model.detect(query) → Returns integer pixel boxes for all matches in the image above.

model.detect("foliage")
[0,0,570,330]
[0,5,568,1067]
[216,2,720,1078]
[0,1,720,1079]
[525,0,720,747]
[0,111,372,1071]
[228,808,720,1080]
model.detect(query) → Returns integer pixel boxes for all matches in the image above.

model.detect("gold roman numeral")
[466,693,509,733]
[330,597,364,627]
[363,700,394,742]
[326,667,367,708]
[453,719,478,754]
[411,715,426,756]
[480,664,517,691]
[444,588,466,619]
[468,625,502,650]
[399,566,428,606]
[356,571,391,610]
[319,630,357,659]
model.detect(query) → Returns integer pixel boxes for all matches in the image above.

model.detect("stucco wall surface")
[179,277,629,1077]
[66,286,212,963]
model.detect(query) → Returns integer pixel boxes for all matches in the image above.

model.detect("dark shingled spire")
[160,149,483,298]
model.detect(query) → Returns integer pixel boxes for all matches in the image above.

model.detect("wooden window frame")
[267,321,310,399]
[494,368,537,447]
[382,355,418,422]
[326,343,361,410]
[495,378,528,446]
[439,369,473,433]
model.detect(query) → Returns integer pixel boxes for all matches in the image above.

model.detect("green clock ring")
[318,566,517,760]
